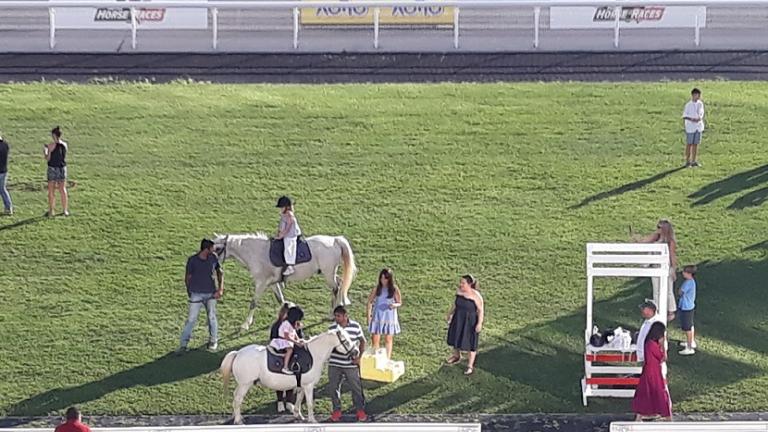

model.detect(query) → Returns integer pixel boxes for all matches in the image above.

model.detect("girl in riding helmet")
[270,305,305,374]
[275,195,302,276]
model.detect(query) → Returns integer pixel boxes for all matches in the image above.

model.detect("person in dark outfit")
[44,126,69,217]
[446,274,485,375]
[0,133,12,215]
[177,239,224,354]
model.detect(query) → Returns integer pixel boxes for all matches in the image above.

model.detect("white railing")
[1,0,767,51]
[610,422,768,432]
[1,425,482,432]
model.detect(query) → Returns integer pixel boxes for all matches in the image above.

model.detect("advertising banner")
[50,0,208,30]
[300,2,454,25]
[550,5,706,29]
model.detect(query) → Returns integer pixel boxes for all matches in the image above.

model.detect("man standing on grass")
[177,238,224,354]
[328,305,368,422]
[682,88,705,168]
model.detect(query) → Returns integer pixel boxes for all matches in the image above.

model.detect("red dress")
[632,339,672,417]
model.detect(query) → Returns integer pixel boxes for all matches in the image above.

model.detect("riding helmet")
[276,196,293,208]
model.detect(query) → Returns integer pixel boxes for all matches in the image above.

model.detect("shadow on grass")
[7,349,226,416]
[367,258,764,413]
[570,167,684,209]
[0,216,45,232]
[744,240,768,252]
[8,259,766,416]
[689,164,768,209]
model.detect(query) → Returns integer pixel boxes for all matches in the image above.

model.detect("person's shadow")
[0,216,45,232]
[570,167,684,209]
[8,349,224,416]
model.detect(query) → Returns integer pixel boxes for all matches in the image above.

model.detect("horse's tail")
[220,350,238,394]
[335,236,357,306]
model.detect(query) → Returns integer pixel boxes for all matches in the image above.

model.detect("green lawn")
[1,82,767,417]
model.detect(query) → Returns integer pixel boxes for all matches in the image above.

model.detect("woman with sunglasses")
[366,268,402,360]
[635,219,678,321]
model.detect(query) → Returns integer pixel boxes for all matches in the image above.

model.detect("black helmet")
[276,196,293,208]
[287,306,304,324]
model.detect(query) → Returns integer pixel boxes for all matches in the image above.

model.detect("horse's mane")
[227,232,269,244]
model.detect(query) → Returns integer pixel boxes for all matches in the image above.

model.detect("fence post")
[694,11,700,46]
[212,7,218,50]
[131,6,138,49]
[613,5,620,48]
[48,7,56,49]
[533,6,540,48]
[453,7,460,49]
[293,7,299,49]
[374,7,380,48]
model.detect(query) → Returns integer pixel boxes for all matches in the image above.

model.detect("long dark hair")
[52,126,62,139]
[461,274,479,290]
[647,322,666,342]
[375,268,398,299]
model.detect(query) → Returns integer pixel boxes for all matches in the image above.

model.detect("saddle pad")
[266,346,314,375]
[269,238,313,268]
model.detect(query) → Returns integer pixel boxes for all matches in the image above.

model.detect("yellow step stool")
[360,348,405,383]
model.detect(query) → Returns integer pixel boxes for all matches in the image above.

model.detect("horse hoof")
[308,417,317,424]
[233,417,244,425]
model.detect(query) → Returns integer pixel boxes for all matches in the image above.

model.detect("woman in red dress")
[632,321,672,421]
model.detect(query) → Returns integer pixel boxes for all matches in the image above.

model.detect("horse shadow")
[7,349,226,416]
[368,258,765,413]
[689,164,768,209]
[570,167,684,209]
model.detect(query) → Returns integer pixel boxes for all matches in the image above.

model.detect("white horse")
[212,233,357,330]
[220,327,357,424]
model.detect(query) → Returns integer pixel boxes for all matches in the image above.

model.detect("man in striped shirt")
[328,305,367,422]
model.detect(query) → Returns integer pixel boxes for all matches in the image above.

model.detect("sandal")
[446,355,461,365]
[464,367,474,375]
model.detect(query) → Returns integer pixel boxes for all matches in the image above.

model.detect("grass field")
[1,82,767,417]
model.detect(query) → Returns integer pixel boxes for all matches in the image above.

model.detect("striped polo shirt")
[328,319,365,368]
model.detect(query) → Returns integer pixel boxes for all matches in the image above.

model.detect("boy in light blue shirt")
[678,265,697,355]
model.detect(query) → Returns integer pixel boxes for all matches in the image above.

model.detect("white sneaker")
[678,341,698,349]
[283,266,295,276]
[679,348,696,356]
[282,367,293,374]
[277,402,286,413]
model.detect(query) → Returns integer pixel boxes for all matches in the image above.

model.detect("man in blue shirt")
[678,265,697,356]
[177,239,224,354]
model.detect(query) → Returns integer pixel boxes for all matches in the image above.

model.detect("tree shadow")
[0,216,45,232]
[689,164,768,209]
[744,240,768,252]
[367,258,765,413]
[728,186,768,210]
[7,349,226,416]
[570,167,684,209]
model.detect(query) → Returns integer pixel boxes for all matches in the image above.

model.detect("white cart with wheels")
[581,243,670,406]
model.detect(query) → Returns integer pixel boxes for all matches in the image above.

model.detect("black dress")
[447,295,479,351]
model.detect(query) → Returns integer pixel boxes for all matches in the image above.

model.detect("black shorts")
[679,309,695,331]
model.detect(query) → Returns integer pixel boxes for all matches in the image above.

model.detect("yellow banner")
[300,3,454,25]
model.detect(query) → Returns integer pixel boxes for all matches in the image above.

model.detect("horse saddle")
[267,346,314,387]
[269,237,312,267]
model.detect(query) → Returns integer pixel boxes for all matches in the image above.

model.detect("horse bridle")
[215,234,230,262]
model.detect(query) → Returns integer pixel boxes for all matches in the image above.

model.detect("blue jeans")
[0,172,12,211]
[180,292,218,347]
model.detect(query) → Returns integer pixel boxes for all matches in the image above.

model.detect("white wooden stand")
[582,243,670,406]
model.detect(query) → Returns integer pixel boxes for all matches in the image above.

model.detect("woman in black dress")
[269,302,305,413]
[446,274,485,375]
